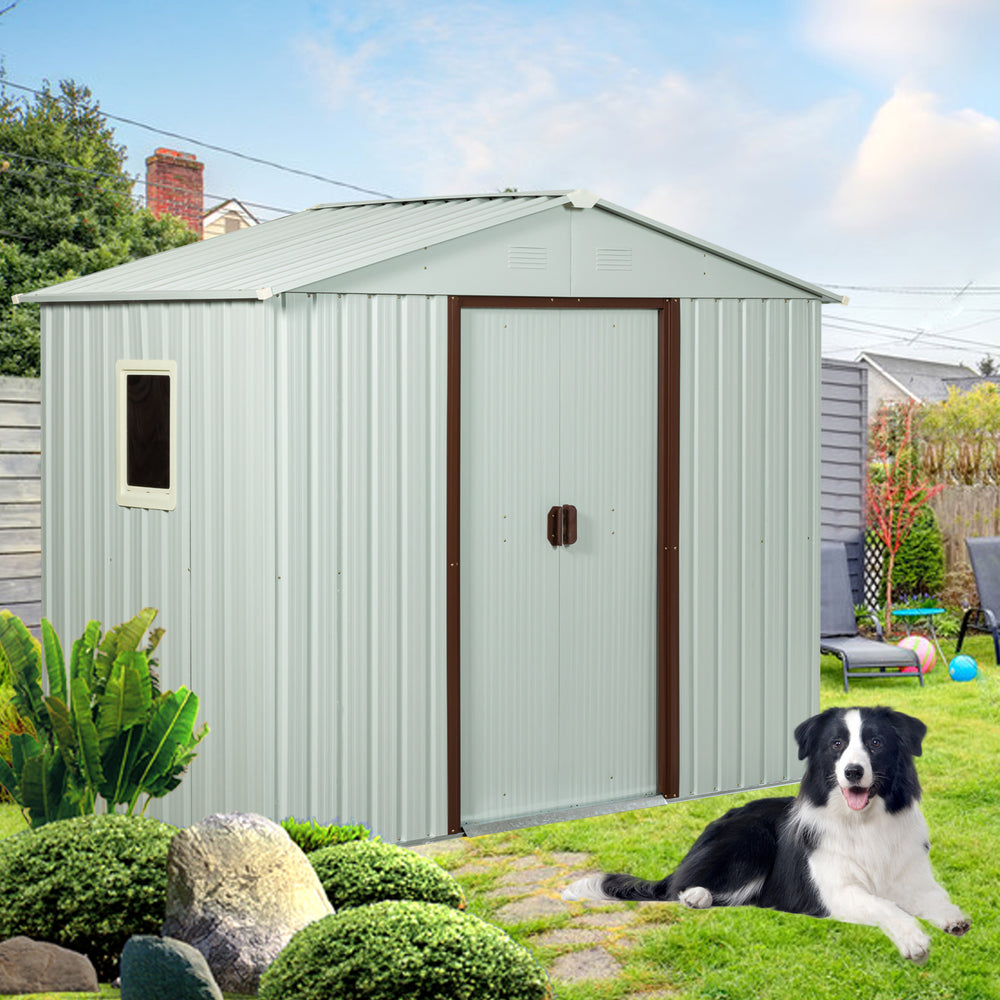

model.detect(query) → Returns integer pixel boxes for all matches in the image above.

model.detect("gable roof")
[858,351,979,404]
[15,189,841,304]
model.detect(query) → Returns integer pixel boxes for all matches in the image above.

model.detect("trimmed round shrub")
[0,813,174,981]
[309,839,466,910]
[259,900,553,1000]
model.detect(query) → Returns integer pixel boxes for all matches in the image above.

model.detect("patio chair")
[820,541,922,692]
[956,535,1000,665]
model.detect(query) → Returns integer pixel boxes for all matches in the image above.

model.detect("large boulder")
[120,935,223,1000]
[0,936,99,995]
[161,812,333,995]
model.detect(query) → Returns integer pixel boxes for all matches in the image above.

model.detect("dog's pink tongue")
[843,787,870,811]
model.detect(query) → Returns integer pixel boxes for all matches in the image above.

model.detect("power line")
[1,79,394,200]
[825,283,1000,295]
[0,147,294,215]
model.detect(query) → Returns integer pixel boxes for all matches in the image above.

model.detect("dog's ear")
[887,709,927,757]
[794,712,825,761]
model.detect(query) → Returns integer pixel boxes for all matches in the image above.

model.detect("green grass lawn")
[450,634,1000,1000]
[2,635,998,1000]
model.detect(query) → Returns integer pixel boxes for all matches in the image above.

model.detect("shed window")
[116,360,177,510]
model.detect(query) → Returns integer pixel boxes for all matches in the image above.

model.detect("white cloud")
[831,87,1000,239]
[802,0,999,81]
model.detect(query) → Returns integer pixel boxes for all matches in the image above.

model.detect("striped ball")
[897,634,935,674]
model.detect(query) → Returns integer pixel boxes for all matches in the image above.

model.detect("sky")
[2,0,1000,368]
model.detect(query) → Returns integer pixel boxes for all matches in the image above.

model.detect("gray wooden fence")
[0,376,41,630]
[821,359,868,602]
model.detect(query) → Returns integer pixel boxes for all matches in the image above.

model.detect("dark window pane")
[126,374,171,489]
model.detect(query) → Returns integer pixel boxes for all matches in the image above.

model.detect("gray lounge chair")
[820,541,922,692]
[956,535,1000,664]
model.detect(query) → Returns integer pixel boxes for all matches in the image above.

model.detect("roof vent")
[566,188,599,209]
[507,246,548,269]
[596,248,632,271]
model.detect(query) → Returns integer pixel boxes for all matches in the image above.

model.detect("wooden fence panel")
[0,376,41,631]
[930,486,1000,571]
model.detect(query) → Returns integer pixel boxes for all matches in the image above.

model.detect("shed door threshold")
[462,792,666,839]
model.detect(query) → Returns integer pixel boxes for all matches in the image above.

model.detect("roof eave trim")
[594,198,843,303]
[14,289,264,304]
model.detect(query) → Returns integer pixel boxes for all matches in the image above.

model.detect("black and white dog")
[563,706,969,962]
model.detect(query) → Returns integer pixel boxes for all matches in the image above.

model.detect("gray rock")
[0,936,98,995]
[120,935,222,1000]
[161,812,333,995]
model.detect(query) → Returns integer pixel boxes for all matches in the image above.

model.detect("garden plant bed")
[2,634,998,1000]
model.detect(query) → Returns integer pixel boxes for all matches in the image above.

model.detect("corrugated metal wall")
[677,298,820,800]
[41,291,819,840]
[42,295,449,842]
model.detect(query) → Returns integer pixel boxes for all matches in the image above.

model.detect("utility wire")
[0,147,293,215]
[1,79,394,200]
[825,283,1000,295]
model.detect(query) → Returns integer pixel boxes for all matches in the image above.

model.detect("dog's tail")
[562,872,672,902]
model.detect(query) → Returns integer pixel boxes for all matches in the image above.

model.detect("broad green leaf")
[10,730,43,773]
[0,612,47,731]
[43,695,78,772]
[109,607,158,657]
[128,688,200,811]
[41,618,66,704]
[98,726,143,806]
[143,721,208,798]
[0,755,18,800]
[72,675,105,789]
[70,620,102,691]
[20,749,71,828]
[96,653,151,750]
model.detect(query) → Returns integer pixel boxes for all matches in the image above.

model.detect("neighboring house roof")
[857,351,979,404]
[202,198,260,234]
[14,189,842,305]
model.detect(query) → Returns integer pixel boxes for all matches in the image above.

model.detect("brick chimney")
[145,148,204,237]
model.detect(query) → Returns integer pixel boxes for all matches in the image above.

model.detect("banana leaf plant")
[0,608,207,828]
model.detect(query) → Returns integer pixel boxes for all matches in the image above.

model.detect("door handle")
[547,504,578,547]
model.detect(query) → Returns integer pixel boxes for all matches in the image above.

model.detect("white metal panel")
[677,298,820,800]
[41,294,450,842]
[460,307,658,827]
[274,292,450,842]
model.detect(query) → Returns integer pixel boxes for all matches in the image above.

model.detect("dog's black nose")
[844,764,864,783]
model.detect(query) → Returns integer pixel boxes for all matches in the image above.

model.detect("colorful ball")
[948,654,978,682]
[896,635,935,674]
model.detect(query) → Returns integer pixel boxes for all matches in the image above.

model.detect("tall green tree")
[0,79,197,375]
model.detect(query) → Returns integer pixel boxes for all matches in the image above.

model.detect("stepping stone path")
[411,839,655,989]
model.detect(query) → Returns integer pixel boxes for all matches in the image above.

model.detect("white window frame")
[116,359,177,511]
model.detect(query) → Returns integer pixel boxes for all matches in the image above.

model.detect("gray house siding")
[821,359,867,602]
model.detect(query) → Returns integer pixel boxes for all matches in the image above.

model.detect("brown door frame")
[446,296,680,834]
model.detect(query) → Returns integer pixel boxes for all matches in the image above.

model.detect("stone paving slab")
[550,947,622,981]
[494,894,567,923]
[499,865,563,886]
[530,927,608,947]
[573,909,640,928]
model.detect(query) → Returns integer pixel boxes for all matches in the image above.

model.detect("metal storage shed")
[16,189,839,842]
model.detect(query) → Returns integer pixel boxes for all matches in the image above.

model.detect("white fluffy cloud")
[802,0,1000,81]
[831,87,1000,242]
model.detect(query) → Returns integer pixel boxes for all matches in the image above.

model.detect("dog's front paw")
[944,916,971,937]
[894,926,931,964]
[679,886,713,909]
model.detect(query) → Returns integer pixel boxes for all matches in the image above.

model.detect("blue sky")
[3,0,1000,366]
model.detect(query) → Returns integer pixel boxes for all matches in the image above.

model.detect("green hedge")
[308,839,466,910]
[0,813,173,980]
[259,901,553,1000]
